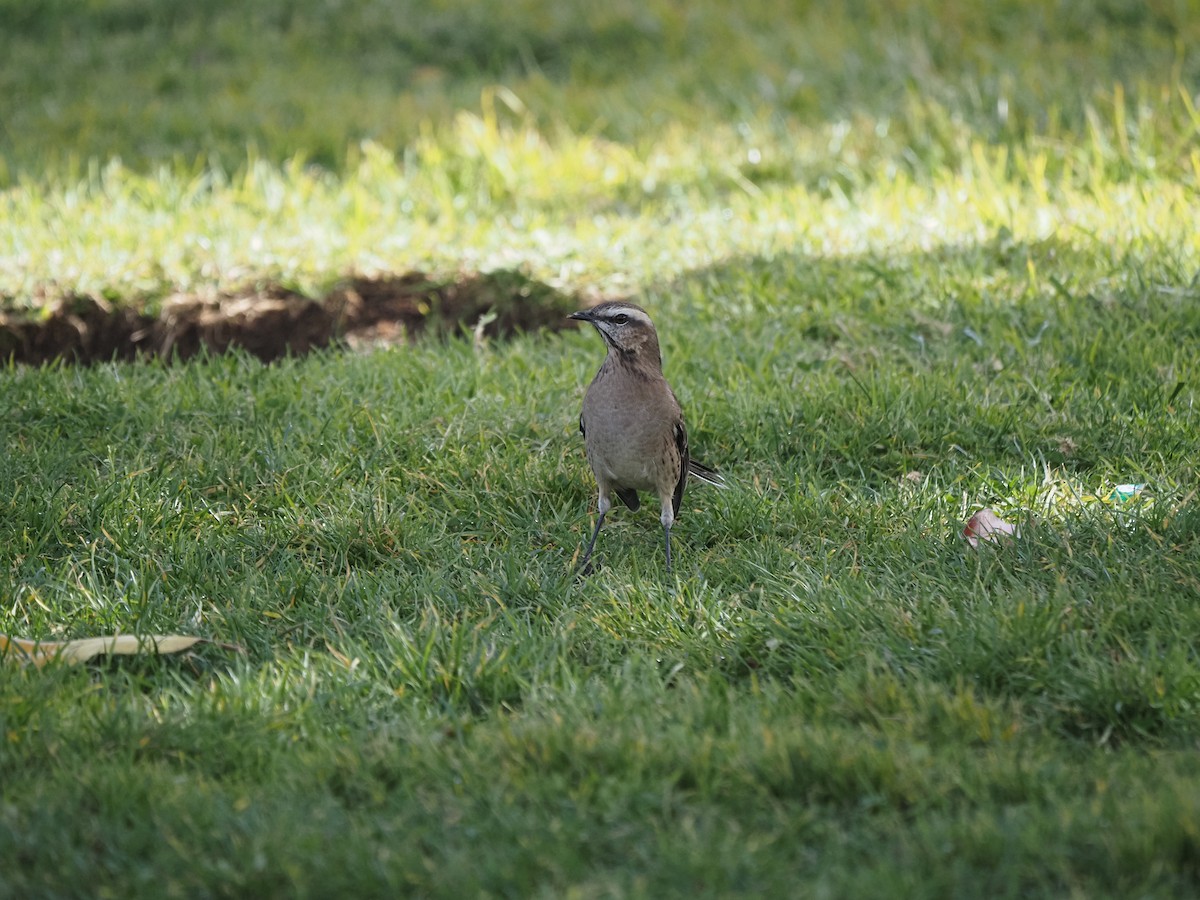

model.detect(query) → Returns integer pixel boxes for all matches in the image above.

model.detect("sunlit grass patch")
[3,113,1198,317]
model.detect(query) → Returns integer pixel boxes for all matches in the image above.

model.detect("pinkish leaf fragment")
[962,508,1018,548]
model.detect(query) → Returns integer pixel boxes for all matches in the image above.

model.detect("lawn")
[2,0,1200,896]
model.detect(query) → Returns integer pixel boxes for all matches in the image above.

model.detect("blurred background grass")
[2,0,1197,179]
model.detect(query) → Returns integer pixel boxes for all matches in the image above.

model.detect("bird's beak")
[568,309,593,322]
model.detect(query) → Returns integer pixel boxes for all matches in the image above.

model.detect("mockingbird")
[569,301,723,572]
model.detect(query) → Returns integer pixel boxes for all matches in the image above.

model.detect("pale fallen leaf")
[962,508,1018,548]
[0,633,206,668]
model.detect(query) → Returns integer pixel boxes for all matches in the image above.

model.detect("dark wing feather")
[615,487,640,511]
[579,414,586,437]
[686,459,725,487]
[671,420,689,517]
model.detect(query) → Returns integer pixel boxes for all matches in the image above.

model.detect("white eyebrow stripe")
[597,306,654,327]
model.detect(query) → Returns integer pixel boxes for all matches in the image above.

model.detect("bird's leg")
[577,494,611,574]
[660,498,676,573]
[578,511,606,571]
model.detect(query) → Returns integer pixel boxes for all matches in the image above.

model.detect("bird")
[568,300,724,572]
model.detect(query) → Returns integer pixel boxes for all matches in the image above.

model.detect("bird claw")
[575,555,602,577]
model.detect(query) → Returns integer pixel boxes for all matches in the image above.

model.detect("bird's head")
[569,301,661,360]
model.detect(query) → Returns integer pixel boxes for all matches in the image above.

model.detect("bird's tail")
[688,459,727,488]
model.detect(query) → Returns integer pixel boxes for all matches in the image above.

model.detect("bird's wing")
[579,413,586,438]
[672,420,689,517]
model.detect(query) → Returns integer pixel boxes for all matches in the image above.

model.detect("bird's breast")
[581,401,679,491]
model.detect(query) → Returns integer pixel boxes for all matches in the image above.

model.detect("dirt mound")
[0,270,579,365]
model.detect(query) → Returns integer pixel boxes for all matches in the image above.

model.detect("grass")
[3,0,1200,896]
[3,0,1200,308]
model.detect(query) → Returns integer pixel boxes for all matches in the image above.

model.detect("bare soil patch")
[0,270,579,365]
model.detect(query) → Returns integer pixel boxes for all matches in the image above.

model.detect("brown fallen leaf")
[0,633,207,668]
[962,508,1018,548]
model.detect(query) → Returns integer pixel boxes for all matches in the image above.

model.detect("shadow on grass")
[5,231,1198,372]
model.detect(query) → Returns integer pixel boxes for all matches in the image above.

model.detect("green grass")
[3,0,1200,896]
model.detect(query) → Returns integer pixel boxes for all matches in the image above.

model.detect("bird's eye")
[613,314,629,325]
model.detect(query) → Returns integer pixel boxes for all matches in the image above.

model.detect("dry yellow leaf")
[0,633,205,668]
